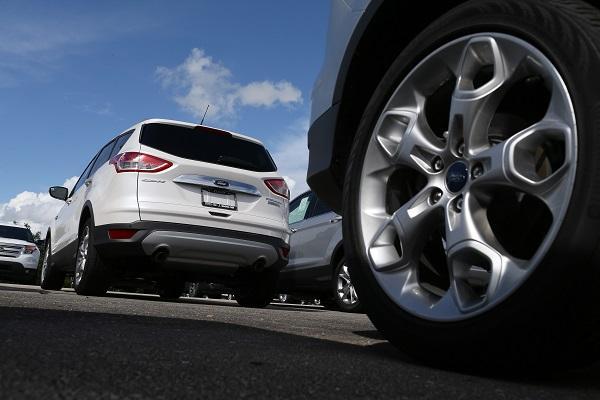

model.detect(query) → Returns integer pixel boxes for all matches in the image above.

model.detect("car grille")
[0,243,24,258]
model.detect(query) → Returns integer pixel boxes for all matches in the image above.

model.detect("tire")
[159,279,185,300]
[73,219,111,296]
[343,0,600,371]
[235,268,279,308]
[332,258,362,313]
[38,235,65,290]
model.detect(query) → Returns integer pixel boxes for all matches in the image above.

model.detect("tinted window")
[140,123,277,172]
[310,198,334,218]
[71,157,96,196]
[110,131,133,159]
[89,141,116,177]
[289,192,313,224]
[0,226,34,243]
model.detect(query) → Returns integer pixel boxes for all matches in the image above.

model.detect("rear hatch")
[134,122,288,238]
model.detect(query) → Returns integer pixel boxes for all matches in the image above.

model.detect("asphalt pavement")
[1,282,599,399]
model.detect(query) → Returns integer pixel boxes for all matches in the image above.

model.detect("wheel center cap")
[446,161,469,193]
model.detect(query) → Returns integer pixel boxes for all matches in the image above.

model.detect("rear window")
[0,226,34,243]
[140,123,277,172]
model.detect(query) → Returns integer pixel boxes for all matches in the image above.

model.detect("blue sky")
[0,1,329,232]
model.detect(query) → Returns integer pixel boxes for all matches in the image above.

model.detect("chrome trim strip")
[173,175,261,197]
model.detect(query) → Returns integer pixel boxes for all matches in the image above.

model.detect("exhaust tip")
[252,257,267,272]
[152,247,170,264]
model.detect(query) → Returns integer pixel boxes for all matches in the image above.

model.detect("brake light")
[110,152,172,173]
[108,229,138,240]
[264,178,289,199]
[279,245,290,259]
[23,245,38,254]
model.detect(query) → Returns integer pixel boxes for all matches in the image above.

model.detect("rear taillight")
[108,229,138,240]
[23,245,38,254]
[279,245,290,259]
[110,152,172,173]
[264,178,290,199]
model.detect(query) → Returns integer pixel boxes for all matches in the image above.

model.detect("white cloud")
[0,177,78,235]
[156,48,303,122]
[270,118,310,199]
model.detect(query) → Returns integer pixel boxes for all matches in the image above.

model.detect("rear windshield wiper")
[216,156,255,171]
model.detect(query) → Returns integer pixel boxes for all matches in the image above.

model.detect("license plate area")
[202,188,237,211]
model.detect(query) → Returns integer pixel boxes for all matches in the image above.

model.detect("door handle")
[330,216,342,223]
[84,179,93,187]
[290,228,297,233]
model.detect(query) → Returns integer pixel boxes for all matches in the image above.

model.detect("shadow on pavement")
[0,306,599,399]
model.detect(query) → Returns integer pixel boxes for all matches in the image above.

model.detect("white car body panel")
[310,0,370,125]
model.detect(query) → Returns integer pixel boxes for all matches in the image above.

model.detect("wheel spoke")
[373,109,445,175]
[368,186,442,272]
[448,36,527,156]
[469,118,574,217]
[445,192,491,249]
[447,238,526,312]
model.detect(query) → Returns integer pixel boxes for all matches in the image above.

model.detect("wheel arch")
[330,241,344,274]
[328,0,468,201]
[79,201,96,235]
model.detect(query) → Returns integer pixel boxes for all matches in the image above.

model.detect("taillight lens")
[110,152,172,173]
[264,178,289,199]
[23,245,38,254]
[279,245,290,259]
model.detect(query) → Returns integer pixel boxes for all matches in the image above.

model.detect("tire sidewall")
[343,0,600,367]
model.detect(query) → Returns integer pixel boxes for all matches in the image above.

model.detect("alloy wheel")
[359,33,577,321]
[337,263,359,306]
[75,226,90,286]
[40,242,50,283]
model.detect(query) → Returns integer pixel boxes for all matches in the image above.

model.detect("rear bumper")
[93,221,289,275]
[307,104,343,213]
[0,261,37,283]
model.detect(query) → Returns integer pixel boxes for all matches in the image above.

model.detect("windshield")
[140,123,277,172]
[0,226,34,243]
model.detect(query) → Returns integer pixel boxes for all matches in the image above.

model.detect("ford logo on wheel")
[446,161,469,193]
[214,179,229,187]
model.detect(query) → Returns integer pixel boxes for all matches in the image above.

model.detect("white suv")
[0,223,40,284]
[41,119,290,307]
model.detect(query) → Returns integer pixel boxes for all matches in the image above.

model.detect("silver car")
[308,0,600,370]
[278,191,361,312]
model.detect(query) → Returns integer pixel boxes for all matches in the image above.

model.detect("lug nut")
[457,142,465,157]
[472,164,484,179]
[430,189,443,205]
[455,196,464,212]
[432,157,444,172]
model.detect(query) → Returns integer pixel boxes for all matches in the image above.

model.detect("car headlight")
[23,245,38,254]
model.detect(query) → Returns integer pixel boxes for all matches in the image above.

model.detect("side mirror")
[49,186,69,201]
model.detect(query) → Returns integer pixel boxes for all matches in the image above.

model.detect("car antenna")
[200,104,210,125]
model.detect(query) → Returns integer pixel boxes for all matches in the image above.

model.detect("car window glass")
[140,123,277,172]
[0,226,34,242]
[70,157,96,197]
[109,131,133,159]
[89,141,116,177]
[289,193,312,224]
[310,198,333,218]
